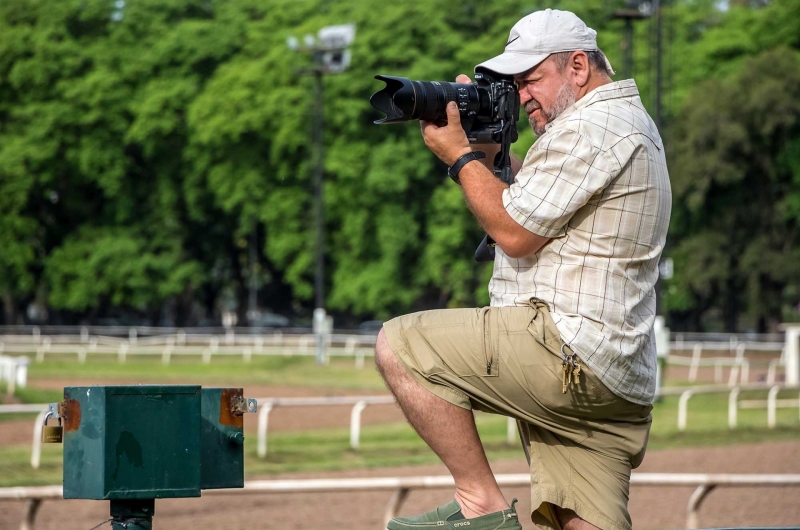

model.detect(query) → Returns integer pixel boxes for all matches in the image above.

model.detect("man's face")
[514,57,577,136]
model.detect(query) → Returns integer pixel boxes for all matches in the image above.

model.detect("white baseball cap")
[476,9,614,76]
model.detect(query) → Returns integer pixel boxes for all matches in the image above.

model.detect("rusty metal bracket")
[230,395,258,416]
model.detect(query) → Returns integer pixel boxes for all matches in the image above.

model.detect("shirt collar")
[544,79,640,133]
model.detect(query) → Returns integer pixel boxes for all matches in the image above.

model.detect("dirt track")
[1,441,799,530]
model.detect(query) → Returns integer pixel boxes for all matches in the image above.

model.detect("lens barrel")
[370,75,486,124]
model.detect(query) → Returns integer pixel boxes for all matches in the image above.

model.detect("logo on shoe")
[453,523,471,528]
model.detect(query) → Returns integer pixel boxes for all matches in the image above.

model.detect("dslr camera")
[370,68,521,262]
[370,68,520,184]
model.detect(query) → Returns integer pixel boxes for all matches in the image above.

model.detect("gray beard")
[526,82,576,136]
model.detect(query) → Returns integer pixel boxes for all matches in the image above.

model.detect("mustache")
[524,101,541,113]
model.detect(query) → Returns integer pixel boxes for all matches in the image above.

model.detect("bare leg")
[374,328,508,519]
[555,507,601,530]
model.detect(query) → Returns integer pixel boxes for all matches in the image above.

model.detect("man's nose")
[518,87,531,105]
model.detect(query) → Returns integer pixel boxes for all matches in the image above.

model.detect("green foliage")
[1,0,799,328]
[666,47,800,330]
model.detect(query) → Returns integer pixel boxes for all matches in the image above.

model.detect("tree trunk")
[2,292,15,326]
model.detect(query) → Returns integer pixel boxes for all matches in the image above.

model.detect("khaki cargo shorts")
[382,299,652,530]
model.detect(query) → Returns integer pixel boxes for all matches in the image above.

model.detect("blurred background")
[1,0,798,333]
[1,0,799,529]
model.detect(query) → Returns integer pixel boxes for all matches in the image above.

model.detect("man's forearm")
[457,160,513,236]
[457,159,550,259]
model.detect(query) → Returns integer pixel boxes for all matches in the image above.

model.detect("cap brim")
[475,52,550,76]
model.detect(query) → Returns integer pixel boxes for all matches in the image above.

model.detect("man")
[375,8,671,530]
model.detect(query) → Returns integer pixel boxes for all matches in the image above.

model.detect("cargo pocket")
[481,307,500,377]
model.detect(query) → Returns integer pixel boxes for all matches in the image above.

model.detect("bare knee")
[555,507,600,530]
[374,327,393,373]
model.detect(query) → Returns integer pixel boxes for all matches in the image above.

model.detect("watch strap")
[448,151,486,184]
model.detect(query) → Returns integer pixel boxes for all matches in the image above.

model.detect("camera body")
[370,68,521,261]
[370,68,520,152]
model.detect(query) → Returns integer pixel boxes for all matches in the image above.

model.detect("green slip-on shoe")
[387,498,521,530]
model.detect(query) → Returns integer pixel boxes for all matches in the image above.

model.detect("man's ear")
[569,50,590,87]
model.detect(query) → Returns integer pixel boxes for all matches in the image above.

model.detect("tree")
[665,48,800,331]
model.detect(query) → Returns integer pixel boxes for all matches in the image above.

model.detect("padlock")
[42,411,63,444]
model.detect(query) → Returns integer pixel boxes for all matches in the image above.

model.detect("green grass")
[2,355,799,487]
[20,354,387,391]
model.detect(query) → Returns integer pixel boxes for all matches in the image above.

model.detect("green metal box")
[62,385,248,500]
[199,388,245,489]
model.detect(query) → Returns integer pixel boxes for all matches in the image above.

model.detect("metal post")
[314,70,326,365]
[384,487,410,529]
[350,400,367,449]
[110,499,154,530]
[653,0,662,129]
[248,225,258,323]
[257,402,274,458]
[678,389,693,431]
[623,18,634,79]
[785,327,800,385]
[686,484,716,529]
[728,387,740,429]
[20,498,42,530]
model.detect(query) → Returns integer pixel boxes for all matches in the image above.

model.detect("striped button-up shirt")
[491,79,672,405]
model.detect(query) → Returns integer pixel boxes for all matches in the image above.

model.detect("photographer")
[374,8,671,530]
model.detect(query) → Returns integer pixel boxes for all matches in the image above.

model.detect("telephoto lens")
[369,75,490,124]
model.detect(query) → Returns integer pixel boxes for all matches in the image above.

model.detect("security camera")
[317,23,356,50]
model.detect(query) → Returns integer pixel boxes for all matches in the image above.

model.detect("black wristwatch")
[447,151,486,185]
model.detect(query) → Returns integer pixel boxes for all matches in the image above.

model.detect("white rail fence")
[0,330,791,381]
[666,340,785,385]
[9,383,800,470]
[0,355,30,395]
[671,383,800,431]
[2,473,800,530]
[255,395,398,457]
[0,332,378,367]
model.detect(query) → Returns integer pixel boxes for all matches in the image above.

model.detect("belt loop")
[528,297,550,314]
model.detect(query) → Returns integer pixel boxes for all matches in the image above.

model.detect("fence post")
[767,359,779,385]
[383,488,410,530]
[118,341,128,364]
[678,389,694,431]
[31,408,48,469]
[355,350,365,369]
[507,417,517,445]
[257,402,274,458]
[686,484,716,529]
[350,401,367,450]
[6,363,15,397]
[36,338,50,364]
[768,386,780,428]
[728,387,740,429]
[21,498,43,530]
[688,343,703,382]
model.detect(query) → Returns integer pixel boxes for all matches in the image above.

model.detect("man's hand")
[454,74,501,161]
[419,101,471,166]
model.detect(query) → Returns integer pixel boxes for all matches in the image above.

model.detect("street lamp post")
[287,24,356,365]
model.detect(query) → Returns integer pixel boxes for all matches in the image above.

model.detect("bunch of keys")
[560,344,582,394]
